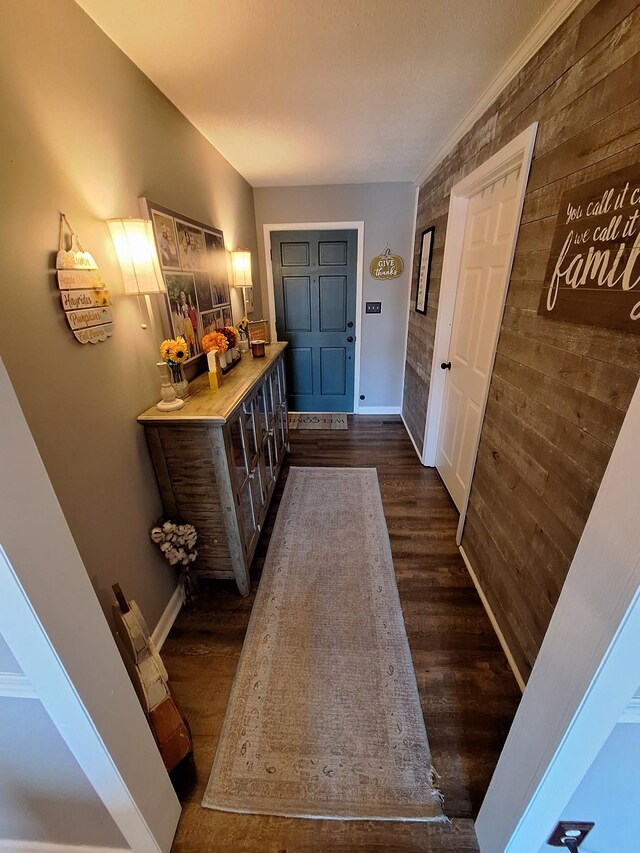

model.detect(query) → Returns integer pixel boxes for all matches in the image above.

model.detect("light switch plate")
[366,302,382,314]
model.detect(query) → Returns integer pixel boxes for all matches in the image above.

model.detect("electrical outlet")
[547,822,594,847]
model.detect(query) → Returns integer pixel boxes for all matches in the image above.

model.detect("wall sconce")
[231,249,253,315]
[107,218,165,332]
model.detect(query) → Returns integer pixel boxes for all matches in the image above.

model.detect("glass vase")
[169,362,189,398]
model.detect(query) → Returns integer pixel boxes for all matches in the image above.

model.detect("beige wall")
[0,0,260,628]
[254,183,416,411]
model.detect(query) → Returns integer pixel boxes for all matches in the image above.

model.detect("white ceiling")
[77,0,555,187]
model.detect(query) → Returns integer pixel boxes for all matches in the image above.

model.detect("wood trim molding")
[459,545,526,692]
[150,583,184,651]
[415,0,582,186]
[0,843,129,853]
[0,671,37,699]
[619,697,640,725]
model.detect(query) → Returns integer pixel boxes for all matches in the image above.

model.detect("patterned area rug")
[288,412,348,430]
[203,467,444,821]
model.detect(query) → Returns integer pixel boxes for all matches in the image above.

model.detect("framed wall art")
[143,200,232,363]
[415,226,435,315]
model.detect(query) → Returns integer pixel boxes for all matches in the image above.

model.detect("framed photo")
[205,231,231,305]
[415,226,435,315]
[200,309,218,337]
[194,272,214,313]
[165,272,201,359]
[151,211,180,269]
[144,199,233,364]
[175,219,206,271]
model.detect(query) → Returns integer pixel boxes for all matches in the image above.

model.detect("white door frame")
[476,373,640,852]
[0,359,181,852]
[421,124,538,542]
[263,221,365,414]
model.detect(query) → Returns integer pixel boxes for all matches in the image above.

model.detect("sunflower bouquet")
[159,337,188,366]
[159,336,189,397]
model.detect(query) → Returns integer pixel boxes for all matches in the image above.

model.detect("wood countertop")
[137,342,287,426]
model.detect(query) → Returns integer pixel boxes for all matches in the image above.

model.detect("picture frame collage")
[145,200,233,363]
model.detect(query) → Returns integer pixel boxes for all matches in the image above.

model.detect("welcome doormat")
[288,412,348,430]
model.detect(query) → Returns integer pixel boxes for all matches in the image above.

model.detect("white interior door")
[436,167,520,510]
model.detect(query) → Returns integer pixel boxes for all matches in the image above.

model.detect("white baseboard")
[0,843,129,853]
[151,583,184,650]
[401,413,427,465]
[0,671,37,699]
[459,544,526,692]
[357,405,402,415]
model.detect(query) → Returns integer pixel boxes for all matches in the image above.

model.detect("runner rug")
[202,467,443,821]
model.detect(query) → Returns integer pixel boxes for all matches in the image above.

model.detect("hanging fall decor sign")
[538,164,640,333]
[369,244,404,280]
[56,214,114,344]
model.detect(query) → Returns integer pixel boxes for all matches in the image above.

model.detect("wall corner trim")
[619,697,640,724]
[414,0,582,186]
[459,544,526,692]
[0,671,37,699]
[151,583,184,650]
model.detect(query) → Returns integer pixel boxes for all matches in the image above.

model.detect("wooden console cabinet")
[138,343,289,595]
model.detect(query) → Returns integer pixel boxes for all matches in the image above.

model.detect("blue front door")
[271,229,357,412]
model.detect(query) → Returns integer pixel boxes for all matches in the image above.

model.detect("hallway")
[164,416,522,851]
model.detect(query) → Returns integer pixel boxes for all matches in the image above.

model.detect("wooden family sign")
[57,265,113,344]
[538,164,640,333]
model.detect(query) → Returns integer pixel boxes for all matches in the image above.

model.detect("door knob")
[347,336,354,343]
[347,321,354,328]
[441,361,452,370]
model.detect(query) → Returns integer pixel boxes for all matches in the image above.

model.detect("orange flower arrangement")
[201,331,228,354]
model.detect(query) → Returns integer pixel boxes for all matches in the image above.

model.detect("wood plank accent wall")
[403,0,640,680]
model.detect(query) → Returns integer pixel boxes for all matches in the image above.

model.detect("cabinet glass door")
[242,397,260,469]
[238,480,257,550]
[267,370,283,462]
[228,411,248,486]
[243,396,265,524]
[228,409,259,555]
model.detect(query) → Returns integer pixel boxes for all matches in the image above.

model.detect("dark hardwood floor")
[163,416,522,852]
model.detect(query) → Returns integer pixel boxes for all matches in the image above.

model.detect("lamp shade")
[107,218,165,295]
[231,249,253,288]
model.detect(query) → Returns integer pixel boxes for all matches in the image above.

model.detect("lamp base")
[156,361,185,411]
[156,397,185,412]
